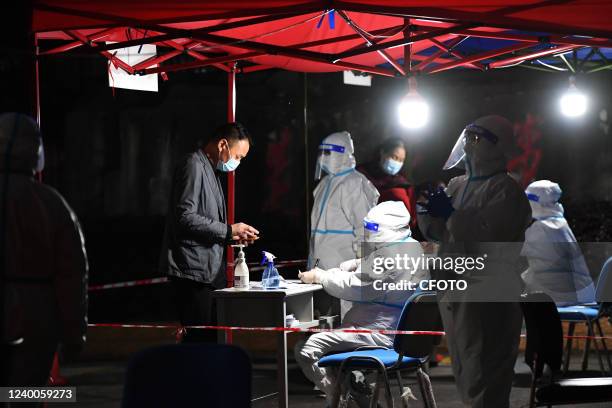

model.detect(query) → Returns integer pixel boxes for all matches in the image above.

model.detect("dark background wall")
[2,48,611,321]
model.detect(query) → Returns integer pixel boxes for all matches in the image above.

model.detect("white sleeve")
[341,176,379,255]
[319,268,376,302]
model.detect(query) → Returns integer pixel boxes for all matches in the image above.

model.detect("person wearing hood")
[357,137,418,231]
[521,180,595,305]
[417,115,532,408]
[0,113,88,387]
[297,201,428,406]
[309,131,379,318]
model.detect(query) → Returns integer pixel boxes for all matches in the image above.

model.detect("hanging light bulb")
[397,76,429,129]
[560,75,587,118]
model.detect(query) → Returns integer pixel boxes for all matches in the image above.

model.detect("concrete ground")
[52,353,612,407]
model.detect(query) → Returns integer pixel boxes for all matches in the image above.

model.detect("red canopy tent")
[29,2,612,402]
[31,0,612,287]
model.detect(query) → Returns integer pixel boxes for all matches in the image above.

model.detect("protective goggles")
[463,124,499,144]
[319,143,346,153]
[526,193,540,202]
[363,219,379,232]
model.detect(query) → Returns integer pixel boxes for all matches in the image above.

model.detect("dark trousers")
[170,277,218,343]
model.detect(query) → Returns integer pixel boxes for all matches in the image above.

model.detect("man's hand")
[231,222,259,244]
[298,267,324,284]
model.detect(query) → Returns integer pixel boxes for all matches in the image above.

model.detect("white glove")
[298,267,324,284]
[339,258,361,272]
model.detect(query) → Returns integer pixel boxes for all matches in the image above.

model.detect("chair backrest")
[595,257,612,305]
[121,344,251,408]
[520,292,563,377]
[392,291,443,358]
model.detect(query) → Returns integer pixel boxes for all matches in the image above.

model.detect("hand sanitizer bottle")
[232,245,249,290]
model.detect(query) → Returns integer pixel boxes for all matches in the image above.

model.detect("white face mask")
[382,158,403,175]
[216,140,240,172]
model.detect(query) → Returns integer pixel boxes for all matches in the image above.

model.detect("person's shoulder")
[178,150,208,172]
[36,183,78,221]
[350,169,377,188]
[447,174,468,192]
[492,173,527,196]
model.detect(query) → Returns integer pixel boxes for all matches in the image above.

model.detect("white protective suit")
[418,115,532,408]
[297,201,428,402]
[521,180,595,306]
[309,131,379,317]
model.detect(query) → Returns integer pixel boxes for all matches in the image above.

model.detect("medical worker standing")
[521,180,595,305]
[309,131,379,317]
[298,201,427,405]
[418,115,532,408]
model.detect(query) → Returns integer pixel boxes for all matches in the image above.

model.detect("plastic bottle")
[261,251,280,289]
[232,244,249,290]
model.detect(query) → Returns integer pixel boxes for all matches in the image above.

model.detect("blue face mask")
[216,142,240,172]
[382,158,403,175]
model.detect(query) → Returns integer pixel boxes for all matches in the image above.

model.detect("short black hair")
[379,137,406,157]
[208,122,253,146]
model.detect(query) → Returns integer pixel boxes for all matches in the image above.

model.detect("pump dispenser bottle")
[232,244,249,290]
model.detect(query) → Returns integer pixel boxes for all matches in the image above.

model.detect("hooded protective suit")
[297,201,428,403]
[418,115,532,408]
[309,131,379,317]
[521,180,595,306]
[1,113,88,386]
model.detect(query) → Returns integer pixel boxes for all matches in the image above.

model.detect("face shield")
[442,123,499,170]
[314,142,346,180]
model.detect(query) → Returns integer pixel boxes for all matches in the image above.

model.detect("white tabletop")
[214,280,323,297]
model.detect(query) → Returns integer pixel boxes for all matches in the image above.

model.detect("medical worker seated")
[296,201,428,405]
[521,179,595,305]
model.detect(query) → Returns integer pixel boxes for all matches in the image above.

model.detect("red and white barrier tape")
[86,323,612,340]
[88,323,444,336]
[88,259,307,292]
[88,277,168,292]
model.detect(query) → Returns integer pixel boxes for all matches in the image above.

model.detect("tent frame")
[32,1,612,289]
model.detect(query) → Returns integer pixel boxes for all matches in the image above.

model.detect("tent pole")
[35,36,43,182]
[224,64,237,345]
[303,73,310,252]
[226,64,236,289]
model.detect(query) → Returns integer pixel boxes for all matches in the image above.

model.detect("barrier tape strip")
[88,277,168,292]
[87,323,612,340]
[88,260,307,292]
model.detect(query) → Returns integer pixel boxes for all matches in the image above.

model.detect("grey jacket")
[160,150,231,287]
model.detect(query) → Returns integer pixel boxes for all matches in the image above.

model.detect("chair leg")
[595,319,612,373]
[563,322,575,374]
[379,368,394,408]
[395,372,409,408]
[586,319,606,375]
[367,370,379,408]
[332,362,351,408]
[582,321,592,371]
[416,366,437,408]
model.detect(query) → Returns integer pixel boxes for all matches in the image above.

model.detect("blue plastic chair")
[318,292,442,408]
[522,292,612,407]
[121,344,251,408]
[557,257,612,374]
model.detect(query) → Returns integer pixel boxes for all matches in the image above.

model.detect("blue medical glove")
[426,188,455,220]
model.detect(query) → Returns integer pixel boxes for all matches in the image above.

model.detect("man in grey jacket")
[161,122,258,343]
